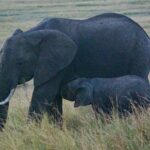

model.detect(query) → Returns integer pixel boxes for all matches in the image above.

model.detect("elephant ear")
[12,28,23,36]
[74,85,93,107]
[33,30,77,87]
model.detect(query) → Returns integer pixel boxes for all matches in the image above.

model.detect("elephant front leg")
[0,103,9,130]
[28,75,63,124]
[45,90,63,127]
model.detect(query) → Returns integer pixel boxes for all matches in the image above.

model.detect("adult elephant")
[0,13,150,129]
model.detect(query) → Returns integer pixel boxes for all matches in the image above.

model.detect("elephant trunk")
[0,63,17,129]
[0,67,17,105]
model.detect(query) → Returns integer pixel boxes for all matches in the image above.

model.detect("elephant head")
[0,29,77,105]
[61,78,93,107]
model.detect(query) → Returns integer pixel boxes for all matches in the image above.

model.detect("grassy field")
[0,0,150,149]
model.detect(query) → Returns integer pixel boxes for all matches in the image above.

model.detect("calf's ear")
[74,86,93,107]
[12,28,23,36]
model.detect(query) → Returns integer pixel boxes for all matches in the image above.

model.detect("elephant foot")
[27,111,44,124]
[27,109,63,129]
[48,109,63,128]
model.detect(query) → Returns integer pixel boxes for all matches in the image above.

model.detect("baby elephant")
[61,75,150,117]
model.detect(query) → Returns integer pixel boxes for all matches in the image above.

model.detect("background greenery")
[0,0,150,149]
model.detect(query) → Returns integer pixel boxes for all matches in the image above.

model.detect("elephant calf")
[61,75,150,117]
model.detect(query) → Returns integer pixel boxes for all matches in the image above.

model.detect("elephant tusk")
[0,89,15,105]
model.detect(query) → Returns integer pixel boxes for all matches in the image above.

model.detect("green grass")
[0,0,150,149]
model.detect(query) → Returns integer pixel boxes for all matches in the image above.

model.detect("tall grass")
[0,100,149,150]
